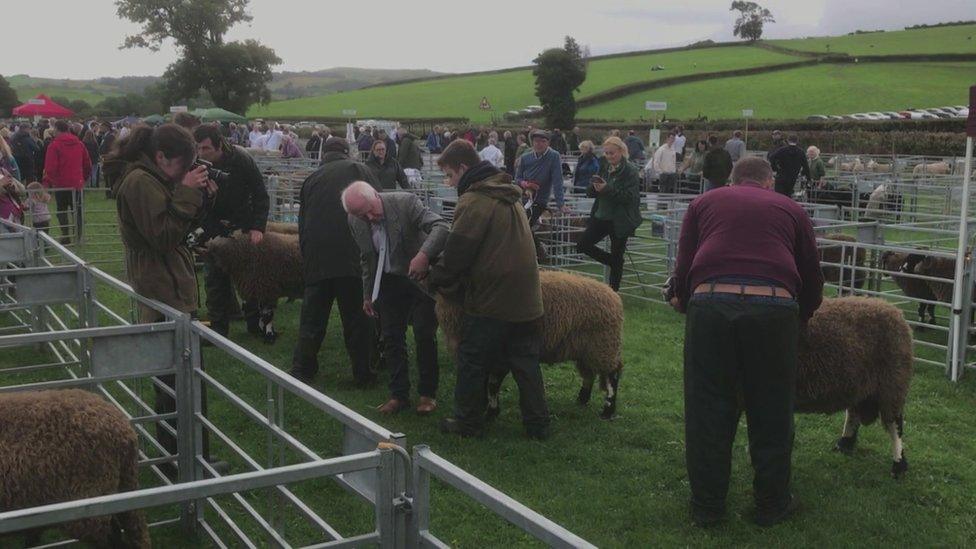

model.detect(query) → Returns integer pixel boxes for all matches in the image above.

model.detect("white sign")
[342,109,357,116]
[742,109,754,118]
[645,101,668,111]
[169,105,188,113]
[27,99,45,105]
[647,129,662,150]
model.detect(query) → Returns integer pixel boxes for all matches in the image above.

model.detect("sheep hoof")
[891,457,908,478]
[834,436,857,455]
[599,406,616,420]
[263,331,278,344]
[576,387,592,406]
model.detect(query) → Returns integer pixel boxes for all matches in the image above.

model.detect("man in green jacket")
[397,130,423,171]
[428,140,549,439]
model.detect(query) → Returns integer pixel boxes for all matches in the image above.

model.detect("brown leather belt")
[693,283,793,299]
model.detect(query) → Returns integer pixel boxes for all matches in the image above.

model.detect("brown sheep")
[204,231,304,343]
[880,251,937,325]
[819,234,866,293]
[912,161,951,176]
[435,270,624,419]
[799,297,912,478]
[0,389,150,548]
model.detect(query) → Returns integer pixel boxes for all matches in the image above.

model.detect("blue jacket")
[572,153,600,190]
[426,132,442,153]
[515,147,564,207]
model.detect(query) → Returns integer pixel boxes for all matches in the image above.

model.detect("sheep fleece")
[207,231,304,304]
[0,389,150,547]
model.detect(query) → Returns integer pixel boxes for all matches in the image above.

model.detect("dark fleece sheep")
[799,297,913,477]
[0,389,150,548]
[204,231,304,343]
[819,233,866,292]
[436,270,624,419]
[880,251,937,325]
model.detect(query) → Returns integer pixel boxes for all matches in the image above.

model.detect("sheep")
[435,270,624,419]
[798,297,912,478]
[819,233,866,293]
[912,161,951,176]
[863,184,903,220]
[203,230,304,343]
[265,221,299,235]
[0,389,150,548]
[839,158,863,172]
[880,251,937,325]
[865,160,891,173]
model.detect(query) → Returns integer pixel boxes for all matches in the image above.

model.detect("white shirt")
[479,144,504,168]
[264,130,284,151]
[370,222,391,274]
[652,143,677,174]
[673,134,686,154]
[248,130,263,147]
[250,133,269,150]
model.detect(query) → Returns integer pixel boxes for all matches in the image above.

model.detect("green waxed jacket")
[588,159,643,238]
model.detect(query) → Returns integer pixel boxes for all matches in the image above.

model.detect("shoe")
[691,506,726,528]
[377,398,410,414]
[416,396,437,415]
[755,495,799,527]
[288,367,315,384]
[438,417,483,438]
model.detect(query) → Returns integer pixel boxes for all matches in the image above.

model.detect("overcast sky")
[4,0,974,79]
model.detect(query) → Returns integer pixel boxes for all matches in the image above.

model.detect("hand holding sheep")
[249,230,264,245]
[409,251,430,280]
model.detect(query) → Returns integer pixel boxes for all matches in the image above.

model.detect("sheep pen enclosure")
[1,155,976,546]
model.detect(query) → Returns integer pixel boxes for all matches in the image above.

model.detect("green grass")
[769,24,976,56]
[248,46,797,123]
[11,86,122,105]
[4,193,976,547]
[577,62,976,121]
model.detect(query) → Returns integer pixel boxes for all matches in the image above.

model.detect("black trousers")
[203,257,257,326]
[774,178,798,197]
[376,274,438,401]
[659,173,679,194]
[576,217,628,291]
[454,314,549,432]
[683,294,798,515]
[54,189,83,241]
[292,277,374,383]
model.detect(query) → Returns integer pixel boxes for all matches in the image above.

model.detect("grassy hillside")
[249,46,797,122]
[269,67,444,99]
[576,62,975,121]
[7,75,125,104]
[768,24,976,55]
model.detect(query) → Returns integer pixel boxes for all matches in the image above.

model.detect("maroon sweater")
[673,180,824,319]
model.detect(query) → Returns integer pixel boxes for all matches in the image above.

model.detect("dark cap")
[323,137,349,154]
[529,129,550,140]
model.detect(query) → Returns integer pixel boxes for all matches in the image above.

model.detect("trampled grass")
[247,46,797,123]
[577,62,976,122]
[3,193,976,547]
[768,24,976,56]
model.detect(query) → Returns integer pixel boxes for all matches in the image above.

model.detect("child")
[26,182,52,233]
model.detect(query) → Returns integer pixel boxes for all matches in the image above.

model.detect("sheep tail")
[112,436,151,548]
[855,397,880,426]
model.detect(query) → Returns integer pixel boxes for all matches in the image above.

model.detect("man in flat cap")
[515,129,570,223]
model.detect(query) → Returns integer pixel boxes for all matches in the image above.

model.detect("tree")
[0,75,18,117]
[115,0,280,113]
[532,36,588,130]
[730,1,775,42]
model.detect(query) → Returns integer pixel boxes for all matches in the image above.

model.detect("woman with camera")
[576,136,643,292]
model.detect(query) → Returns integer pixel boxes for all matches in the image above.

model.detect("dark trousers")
[774,178,797,197]
[292,277,374,383]
[54,189,83,241]
[376,274,438,401]
[683,293,798,515]
[577,217,628,291]
[659,173,679,194]
[454,314,549,432]
[155,373,211,464]
[204,258,256,326]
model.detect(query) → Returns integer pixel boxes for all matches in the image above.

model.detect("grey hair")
[807,145,820,158]
[341,181,379,213]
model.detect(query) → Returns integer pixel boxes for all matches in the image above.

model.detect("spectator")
[681,139,708,182]
[576,136,642,291]
[768,135,811,197]
[669,156,823,528]
[366,140,411,190]
[766,129,784,159]
[250,124,270,150]
[247,122,264,148]
[478,136,504,169]
[289,137,379,387]
[651,132,678,193]
[344,181,449,415]
[379,129,397,158]
[80,126,100,187]
[357,128,375,154]
[173,112,200,130]
[724,130,746,163]
[429,140,549,439]
[9,123,38,182]
[25,182,52,232]
[0,134,21,181]
[673,125,687,162]
[0,171,25,228]
[426,126,443,154]
[306,127,324,160]
[702,135,734,192]
[513,133,529,169]
[264,122,284,152]
[43,120,92,244]
[397,129,423,170]
[550,128,568,155]
[571,140,600,193]
[567,126,581,154]
[475,129,489,152]
[503,130,518,174]
[624,130,646,163]
[515,129,568,223]
[281,132,304,158]
[806,146,826,188]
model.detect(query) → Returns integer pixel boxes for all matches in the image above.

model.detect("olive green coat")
[588,159,643,238]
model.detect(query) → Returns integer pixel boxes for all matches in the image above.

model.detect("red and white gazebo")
[12,94,74,118]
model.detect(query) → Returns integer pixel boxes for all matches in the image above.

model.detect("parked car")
[829,115,845,120]
[807,115,830,121]
[882,111,905,119]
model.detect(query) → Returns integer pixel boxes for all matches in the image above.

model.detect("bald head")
[341,181,383,222]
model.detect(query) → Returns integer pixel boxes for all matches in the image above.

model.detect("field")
[248,46,798,123]
[577,62,976,121]
[768,24,976,56]
[4,193,976,547]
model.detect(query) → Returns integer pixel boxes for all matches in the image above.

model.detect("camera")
[193,158,231,187]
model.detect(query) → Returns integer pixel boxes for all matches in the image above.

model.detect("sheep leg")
[485,370,507,422]
[259,305,278,344]
[888,416,909,479]
[576,366,595,406]
[834,409,860,455]
[599,368,622,420]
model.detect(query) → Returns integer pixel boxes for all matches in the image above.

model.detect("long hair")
[107,123,196,169]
